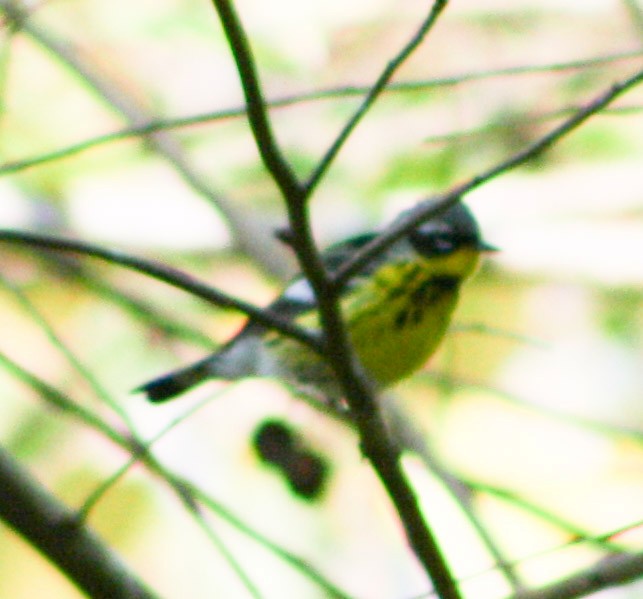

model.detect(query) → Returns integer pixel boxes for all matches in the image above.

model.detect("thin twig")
[432,373,643,443]
[0,445,159,599]
[210,1,463,597]
[0,275,137,431]
[468,480,626,554]
[384,401,526,593]
[68,264,215,348]
[0,354,354,599]
[0,350,129,447]
[0,0,290,277]
[187,506,263,599]
[510,550,643,599]
[0,383,258,598]
[423,103,643,147]
[209,0,302,201]
[1,48,641,177]
[331,66,643,291]
[186,482,354,599]
[303,0,450,196]
[76,393,218,520]
[433,521,643,598]
[24,252,218,347]
[0,230,320,351]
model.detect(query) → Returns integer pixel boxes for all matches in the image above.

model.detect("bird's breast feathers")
[344,260,463,386]
[261,247,481,390]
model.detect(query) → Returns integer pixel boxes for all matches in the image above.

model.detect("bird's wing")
[239,232,379,336]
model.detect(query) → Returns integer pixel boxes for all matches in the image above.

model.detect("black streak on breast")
[394,276,460,330]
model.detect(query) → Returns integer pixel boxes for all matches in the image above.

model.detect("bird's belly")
[349,281,459,387]
[266,266,461,396]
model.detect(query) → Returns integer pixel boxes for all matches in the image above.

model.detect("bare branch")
[510,551,643,599]
[303,0,449,195]
[209,0,302,200]
[1,48,640,178]
[0,275,136,429]
[0,444,158,599]
[0,229,320,351]
[0,0,289,276]
[0,354,354,599]
[209,1,464,598]
[331,65,643,291]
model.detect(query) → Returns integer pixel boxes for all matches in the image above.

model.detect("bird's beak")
[479,241,499,252]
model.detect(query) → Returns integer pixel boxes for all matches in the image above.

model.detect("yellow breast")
[344,261,460,386]
[277,246,481,394]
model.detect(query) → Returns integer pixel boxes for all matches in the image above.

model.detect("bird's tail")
[135,355,218,403]
[136,335,260,403]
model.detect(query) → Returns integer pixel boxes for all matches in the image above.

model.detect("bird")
[136,201,495,404]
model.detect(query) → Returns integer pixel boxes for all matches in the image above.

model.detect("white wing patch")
[282,277,315,305]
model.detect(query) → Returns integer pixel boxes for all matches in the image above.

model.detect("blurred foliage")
[0,0,643,598]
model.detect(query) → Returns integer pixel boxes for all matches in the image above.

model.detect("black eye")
[431,235,456,254]
[410,230,457,256]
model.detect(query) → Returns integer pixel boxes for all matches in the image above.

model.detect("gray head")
[407,202,494,259]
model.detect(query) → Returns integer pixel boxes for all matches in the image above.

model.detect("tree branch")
[510,551,643,599]
[209,2,463,598]
[209,0,302,200]
[1,47,640,178]
[0,444,158,599]
[331,65,643,291]
[304,0,450,195]
[0,0,291,277]
[0,230,320,351]
[0,354,354,599]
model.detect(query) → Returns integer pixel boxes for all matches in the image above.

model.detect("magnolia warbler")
[138,201,494,403]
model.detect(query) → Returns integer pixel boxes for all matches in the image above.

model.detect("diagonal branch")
[209,2,462,598]
[209,0,302,201]
[510,551,643,599]
[331,65,643,291]
[1,47,640,178]
[0,0,290,276]
[0,354,353,599]
[303,0,449,195]
[0,230,320,351]
[0,444,158,599]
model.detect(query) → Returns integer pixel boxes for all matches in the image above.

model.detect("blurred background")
[0,0,642,597]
